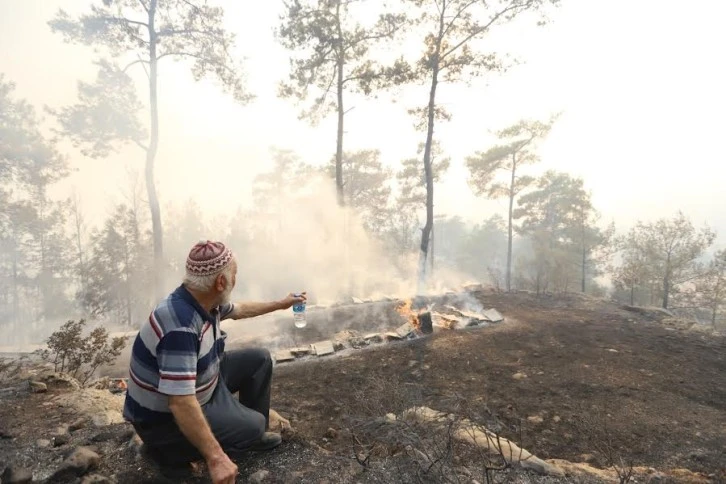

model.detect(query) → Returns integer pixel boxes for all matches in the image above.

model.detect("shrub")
[37,319,126,385]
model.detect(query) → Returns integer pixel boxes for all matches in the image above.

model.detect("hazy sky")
[1,0,725,248]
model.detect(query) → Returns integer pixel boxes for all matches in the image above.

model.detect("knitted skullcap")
[186,239,233,277]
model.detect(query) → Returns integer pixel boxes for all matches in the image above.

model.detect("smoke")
[166,173,483,306]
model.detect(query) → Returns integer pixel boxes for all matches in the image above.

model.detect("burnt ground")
[1,292,725,483]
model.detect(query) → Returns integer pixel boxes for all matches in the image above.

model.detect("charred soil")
[1,292,724,483]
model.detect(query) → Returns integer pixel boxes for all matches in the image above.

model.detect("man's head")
[183,240,237,306]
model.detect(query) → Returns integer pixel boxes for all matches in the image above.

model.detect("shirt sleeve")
[219,302,235,320]
[156,329,199,396]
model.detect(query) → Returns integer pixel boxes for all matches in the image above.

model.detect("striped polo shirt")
[123,285,234,424]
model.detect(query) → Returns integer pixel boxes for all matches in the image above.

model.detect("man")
[123,240,306,484]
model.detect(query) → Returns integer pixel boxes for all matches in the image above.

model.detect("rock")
[268,409,293,436]
[290,346,311,356]
[553,415,561,423]
[512,372,527,380]
[527,416,544,424]
[332,340,346,351]
[29,380,48,393]
[53,433,71,447]
[81,474,114,484]
[1,466,33,483]
[39,372,81,391]
[395,323,414,338]
[385,413,397,422]
[90,431,115,443]
[606,348,619,353]
[249,469,270,483]
[482,308,504,323]
[69,417,87,432]
[86,377,110,390]
[37,438,51,448]
[49,447,100,482]
[274,350,295,363]
[127,433,143,456]
[363,333,384,343]
[324,428,338,439]
[312,341,335,356]
[384,332,402,341]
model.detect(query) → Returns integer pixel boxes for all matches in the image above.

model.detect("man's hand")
[207,451,238,484]
[279,292,307,309]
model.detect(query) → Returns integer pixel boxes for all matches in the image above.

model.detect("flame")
[396,299,420,330]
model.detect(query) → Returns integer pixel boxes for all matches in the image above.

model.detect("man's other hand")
[207,451,238,484]
[280,292,307,309]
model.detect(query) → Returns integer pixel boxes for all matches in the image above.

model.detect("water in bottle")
[292,294,306,328]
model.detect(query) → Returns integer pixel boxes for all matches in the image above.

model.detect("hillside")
[1,292,724,483]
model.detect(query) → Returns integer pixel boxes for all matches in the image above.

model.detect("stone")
[53,433,71,447]
[290,346,311,356]
[351,297,364,304]
[332,341,346,352]
[607,348,619,353]
[1,466,33,484]
[274,350,295,363]
[324,428,338,439]
[49,447,100,481]
[40,372,81,390]
[268,409,293,436]
[249,469,270,483]
[512,372,527,380]
[527,415,544,424]
[69,417,87,432]
[395,323,414,338]
[90,431,115,443]
[29,380,48,393]
[81,474,113,483]
[553,415,561,423]
[384,331,402,340]
[482,308,504,323]
[37,438,51,448]
[86,377,110,390]
[363,333,383,343]
[312,341,335,356]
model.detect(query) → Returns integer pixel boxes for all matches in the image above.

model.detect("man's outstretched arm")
[226,293,306,320]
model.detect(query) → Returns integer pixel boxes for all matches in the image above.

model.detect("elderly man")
[123,240,305,483]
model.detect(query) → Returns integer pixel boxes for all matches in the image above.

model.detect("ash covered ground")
[1,291,724,483]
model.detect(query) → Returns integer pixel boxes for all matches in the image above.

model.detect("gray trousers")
[133,348,273,465]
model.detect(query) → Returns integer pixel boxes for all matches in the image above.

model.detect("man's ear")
[215,273,226,292]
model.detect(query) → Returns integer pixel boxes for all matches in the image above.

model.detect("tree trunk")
[417,65,439,292]
[662,257,671,309]
[581,221,587,294]
[334,0,345,207]
[630,284,635,306]
[147,0,164,299]
[506,153,516,292]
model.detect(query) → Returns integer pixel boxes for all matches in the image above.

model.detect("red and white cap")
[186,240,234,277]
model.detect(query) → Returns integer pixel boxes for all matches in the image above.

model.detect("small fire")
[396,299,420,330]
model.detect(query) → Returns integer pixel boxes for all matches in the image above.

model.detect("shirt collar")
[174,284,220,323]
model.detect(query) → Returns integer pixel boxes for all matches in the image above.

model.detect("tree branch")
[156,28,220,37]
[132,139,149,152]
[442,0,479,38]
[122,58,149,73]
[137,0,149,13]
[96,16,149,30]
[441,0,533,60]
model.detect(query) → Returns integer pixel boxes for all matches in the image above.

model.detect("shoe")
[248,432,282,451]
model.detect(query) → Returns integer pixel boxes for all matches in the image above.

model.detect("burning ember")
[396,299,421,330]
[396,299,433,335]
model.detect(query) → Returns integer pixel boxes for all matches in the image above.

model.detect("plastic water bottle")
[292,294,306,328]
